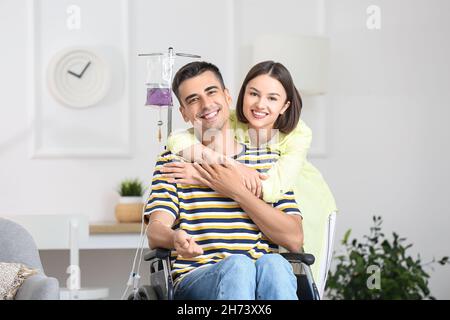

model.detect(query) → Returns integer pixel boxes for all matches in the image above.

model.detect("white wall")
[1,0,449,299]
[324,0,450,299]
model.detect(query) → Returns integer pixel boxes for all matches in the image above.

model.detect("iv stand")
[138,47,201,140]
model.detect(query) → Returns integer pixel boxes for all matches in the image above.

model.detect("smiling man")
[144,61,303,300]
[174,64,238,159]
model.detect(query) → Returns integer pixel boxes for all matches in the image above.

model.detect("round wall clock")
[47,47,111,108]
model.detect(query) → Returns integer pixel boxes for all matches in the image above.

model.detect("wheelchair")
[128,248,321,300]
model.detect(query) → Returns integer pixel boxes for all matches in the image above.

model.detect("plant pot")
[115,196,144,223]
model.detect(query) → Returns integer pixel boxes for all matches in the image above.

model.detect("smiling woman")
[242,74,291,133]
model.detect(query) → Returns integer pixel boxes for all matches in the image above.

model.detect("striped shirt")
[144,144,302,286]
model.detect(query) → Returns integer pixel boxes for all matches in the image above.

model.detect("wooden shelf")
[89,221,142,234]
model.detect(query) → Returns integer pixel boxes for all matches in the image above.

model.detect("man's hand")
[161,162,204,185]
[173,230,204,258]
[194,161,249,200]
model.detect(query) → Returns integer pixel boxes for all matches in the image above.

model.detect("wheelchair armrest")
[144,248,171,261]
[280,252,315,266]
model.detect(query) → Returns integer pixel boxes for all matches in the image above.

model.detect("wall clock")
[47,47,111,108]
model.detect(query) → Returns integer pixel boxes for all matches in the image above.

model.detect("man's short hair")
[172,61,226,103]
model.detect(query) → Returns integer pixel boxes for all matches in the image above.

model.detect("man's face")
[178,71,231,132]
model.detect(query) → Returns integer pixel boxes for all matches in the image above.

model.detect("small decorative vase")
[115,196,144,223]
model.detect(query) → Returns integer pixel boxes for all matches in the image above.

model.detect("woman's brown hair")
[236,61,302,134]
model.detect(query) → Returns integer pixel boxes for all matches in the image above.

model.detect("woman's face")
[242,74,290,131]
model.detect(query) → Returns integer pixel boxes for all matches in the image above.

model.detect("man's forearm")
[234,189,303,253]
[147,221,175,250]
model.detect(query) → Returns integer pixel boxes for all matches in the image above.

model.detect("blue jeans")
[173,254,298,300]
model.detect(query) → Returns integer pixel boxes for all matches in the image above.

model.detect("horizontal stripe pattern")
[145,145,301,285]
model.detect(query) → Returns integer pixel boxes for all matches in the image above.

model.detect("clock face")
[47,48,111,108]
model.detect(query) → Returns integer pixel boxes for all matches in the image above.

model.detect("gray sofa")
[0,217,59,299]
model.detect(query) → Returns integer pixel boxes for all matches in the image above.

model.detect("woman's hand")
[161,162,204,185]
[193,162,248,200]
[235,162,268,198]
[200,150,269,198]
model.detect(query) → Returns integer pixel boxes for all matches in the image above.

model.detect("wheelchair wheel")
[127,285,159,300]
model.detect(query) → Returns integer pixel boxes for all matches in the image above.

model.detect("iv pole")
[138,47,201,140]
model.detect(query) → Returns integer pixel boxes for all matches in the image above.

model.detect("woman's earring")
[280,101,290,115]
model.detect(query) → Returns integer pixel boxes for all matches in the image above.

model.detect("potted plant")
[325,215,449,299]
[115,178,145,223]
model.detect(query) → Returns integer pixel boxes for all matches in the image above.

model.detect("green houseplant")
[118,178,144,197]
[115,178,145,223]
[325,215,449,299]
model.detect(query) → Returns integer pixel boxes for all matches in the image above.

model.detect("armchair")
[0,217,59,299]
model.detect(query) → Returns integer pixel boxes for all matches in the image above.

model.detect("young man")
[144,61,303,300]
